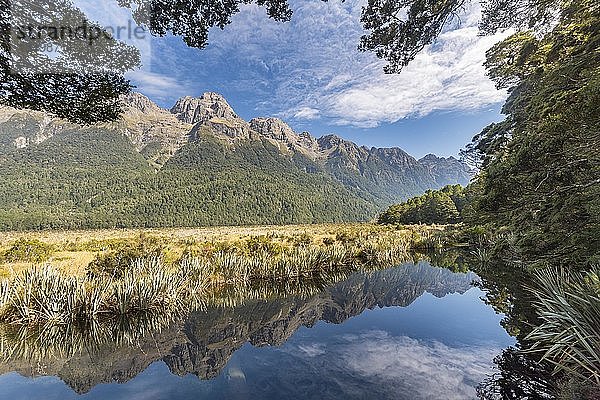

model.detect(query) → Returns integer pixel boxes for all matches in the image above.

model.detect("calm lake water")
[0,262,514,399]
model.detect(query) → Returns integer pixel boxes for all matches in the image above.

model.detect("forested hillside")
[374,0,600,267]
[0,93,471,230]
[378,185,467,225]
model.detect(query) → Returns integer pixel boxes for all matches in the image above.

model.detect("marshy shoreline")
[0,223,462,325]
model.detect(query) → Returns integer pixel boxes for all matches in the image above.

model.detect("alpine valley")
[0,92,472,230]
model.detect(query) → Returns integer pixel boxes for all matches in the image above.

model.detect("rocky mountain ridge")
[0,92,474,229]
[0,92,472,187]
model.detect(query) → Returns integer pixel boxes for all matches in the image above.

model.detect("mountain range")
[0,92,472,230]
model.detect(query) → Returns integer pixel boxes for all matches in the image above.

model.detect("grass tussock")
[0,228,420,325]
[0,259,211,325]
[526,267,600,385]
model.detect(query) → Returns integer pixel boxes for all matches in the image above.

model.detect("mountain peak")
[418,154,473,186]
[250,117,295,140]
[170,93,238,124]
[419,154,458,162]
[249,117,320,156]
[317,134,346,149]
[122,92,163,114]
[200,92,228,102]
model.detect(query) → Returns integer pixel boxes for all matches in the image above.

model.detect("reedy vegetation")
[526,267,600,384]
[0,228,435,325]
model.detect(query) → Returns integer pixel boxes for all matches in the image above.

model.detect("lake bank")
[0,223,466,325]
[0,223,456,277]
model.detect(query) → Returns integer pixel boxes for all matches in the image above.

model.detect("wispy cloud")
[126,70,191,104]
[195,0,509,127]
[80,0,508,125]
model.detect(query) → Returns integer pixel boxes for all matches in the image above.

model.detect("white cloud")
[324,26,508,127]
[126,70,190,103]
[293,107,320,120]
[205,0,508,127]
[338,331,498,399]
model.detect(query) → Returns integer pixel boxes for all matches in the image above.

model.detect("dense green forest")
[0,95,473,230]
[0,127,378,230]
[378,185,466,225]
[466,0,600,267]
[378,0,600,268]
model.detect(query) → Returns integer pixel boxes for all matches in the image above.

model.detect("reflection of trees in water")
[458,257,566,398]
[207,271,355,308]
[477,347,556,400]
[478,346,600,400]
[432,252,600,400]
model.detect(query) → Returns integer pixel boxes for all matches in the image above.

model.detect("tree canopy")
[0,0,140,123]
[0,0,572,122]
[465,0,600,266]
[378,184,466,225]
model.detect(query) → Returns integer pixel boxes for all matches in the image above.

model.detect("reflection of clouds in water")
[297,343,327,357]
[338,331,498,399]
[226,367,247,382]
[287,330,500,400]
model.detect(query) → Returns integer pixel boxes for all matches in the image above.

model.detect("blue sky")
[75,0,509,158]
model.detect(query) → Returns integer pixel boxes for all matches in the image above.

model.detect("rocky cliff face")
[173,93,259,142]
[0,263,476,393]
[419,154,473,187]
[116,92,192,167]
[171,93,240,125]
[0,106,72,152]
[250,117,321,159]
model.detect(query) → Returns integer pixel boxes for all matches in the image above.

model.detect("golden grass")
[0,223,449,277]
[0,223,377,244]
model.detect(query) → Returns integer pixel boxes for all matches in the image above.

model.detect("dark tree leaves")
[117,0,294,48]
[0,0,140,124]
[479,0,561,35]
[358,0,466,73]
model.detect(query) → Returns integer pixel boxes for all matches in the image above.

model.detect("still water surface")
[0,262,514,399]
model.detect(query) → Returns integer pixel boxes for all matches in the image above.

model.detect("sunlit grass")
[0,260,211,325]
[0,223,449,276]
[0,227,425,325]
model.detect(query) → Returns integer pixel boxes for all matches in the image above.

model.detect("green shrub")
[335,231,358,244]
[1,239,54,263]
[292,233,313,247]
[245,235,284,255]
[86,234,166,278]
[322,237,335,246]
[379,185,465,225]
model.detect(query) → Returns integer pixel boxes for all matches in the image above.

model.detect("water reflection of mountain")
[0,262,476,394]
